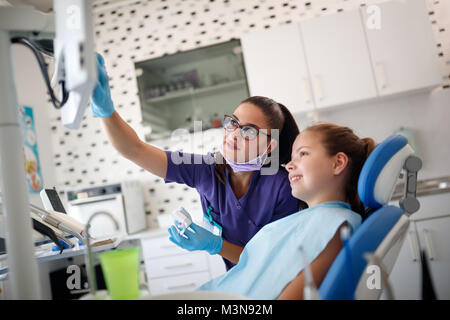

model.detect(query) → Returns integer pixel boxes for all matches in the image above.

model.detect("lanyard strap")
[204,205,222,230]
[204,205,214,222]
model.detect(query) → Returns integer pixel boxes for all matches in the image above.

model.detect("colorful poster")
[19,105,43,193]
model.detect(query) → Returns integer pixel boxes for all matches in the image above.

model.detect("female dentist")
[90,54,302,270]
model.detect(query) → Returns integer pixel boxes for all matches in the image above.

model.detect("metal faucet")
[84,211,120,298]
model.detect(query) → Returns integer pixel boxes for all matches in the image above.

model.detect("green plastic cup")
[99,247,140,300]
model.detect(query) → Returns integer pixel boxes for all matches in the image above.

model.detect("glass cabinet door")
[135,39,249,141]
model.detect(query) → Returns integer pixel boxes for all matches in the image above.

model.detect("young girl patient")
[170,123,376,299]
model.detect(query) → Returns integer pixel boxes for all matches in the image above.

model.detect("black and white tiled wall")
[47,0,450,229]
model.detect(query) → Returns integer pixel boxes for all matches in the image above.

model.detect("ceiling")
[5,0,124,13]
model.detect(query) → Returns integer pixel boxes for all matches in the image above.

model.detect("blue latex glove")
[168,223,223,255]
[90,53,114,118]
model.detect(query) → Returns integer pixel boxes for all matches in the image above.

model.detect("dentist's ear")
[333,152,348,175]
[266,139,278,154]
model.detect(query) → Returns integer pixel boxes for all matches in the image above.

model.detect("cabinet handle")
[301,78,312,104]
[313,75,324,101]
[375,62,387,89]
[160,244,176,249]
[166,282,197,290]
[164,262,193,270]
[408,231,419,261]
[423,229,435,261]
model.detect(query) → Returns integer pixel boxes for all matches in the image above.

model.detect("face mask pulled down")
[218,142,270,172]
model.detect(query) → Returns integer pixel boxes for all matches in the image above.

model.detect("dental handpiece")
[299,245,321,300]
[30,204,84,244]
[172,207,193,236]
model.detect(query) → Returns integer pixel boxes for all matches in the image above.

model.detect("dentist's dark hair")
[214,96,300,184]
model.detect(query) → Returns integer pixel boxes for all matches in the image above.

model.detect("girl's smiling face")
[285,130,346,204]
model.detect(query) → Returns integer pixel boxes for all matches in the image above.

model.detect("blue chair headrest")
[358,134,414,209]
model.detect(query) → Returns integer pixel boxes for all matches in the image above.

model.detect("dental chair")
[318,134,422,300]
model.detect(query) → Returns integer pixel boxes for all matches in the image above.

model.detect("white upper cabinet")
[300,10,377,109]
[361,0,442,96]
[241,0,442,115]
[241,24,314,114]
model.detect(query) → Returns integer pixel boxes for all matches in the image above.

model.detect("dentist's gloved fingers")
[168,226,193,251]
[168,225,180,239]
[96,59,109,86]
[168,234,184,247]
[169,225,187,243]
[169,224,185,237]
[89,54,115,118]
[96,52,105,67]
[183,226,196,238]
[189,223,203,233]
[168,226,178,241]
[92,81,105,101]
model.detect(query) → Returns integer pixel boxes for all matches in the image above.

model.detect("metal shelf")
[145,79,246,105]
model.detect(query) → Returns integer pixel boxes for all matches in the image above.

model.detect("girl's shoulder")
[310,203,362,233]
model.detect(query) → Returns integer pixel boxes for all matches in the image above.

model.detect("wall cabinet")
[241,0,441,115]
[361,0,442,97]
[241,23,313,114]
[301,10,377,109]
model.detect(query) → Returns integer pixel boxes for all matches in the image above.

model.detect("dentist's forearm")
[100,110,168,178]
[219,240,244,264]
[101,111,142,158]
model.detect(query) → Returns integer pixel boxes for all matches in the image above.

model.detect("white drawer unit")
[140,233,223,296]
[145,252,209,279]
[141,234,187,259]
[148,271,211,296]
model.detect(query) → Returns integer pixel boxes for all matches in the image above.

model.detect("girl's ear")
[333,152,348,175]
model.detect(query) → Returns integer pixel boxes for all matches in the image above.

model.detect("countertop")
[0,227,168,276]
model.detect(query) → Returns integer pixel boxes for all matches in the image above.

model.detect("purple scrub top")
[164,151,300,270]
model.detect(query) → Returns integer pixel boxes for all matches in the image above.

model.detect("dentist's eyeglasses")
[223,115,271,141]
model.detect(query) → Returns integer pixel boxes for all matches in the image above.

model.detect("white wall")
[294,89,450,181]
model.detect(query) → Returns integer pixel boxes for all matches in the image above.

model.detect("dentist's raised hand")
[90,53,114,118]
[168,223,223,255]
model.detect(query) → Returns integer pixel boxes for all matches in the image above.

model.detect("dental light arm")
[53,0,97,129]
[4,1,96,129]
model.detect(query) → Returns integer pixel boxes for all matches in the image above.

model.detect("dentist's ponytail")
[239,96,300,166]
[276,102,301,166]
